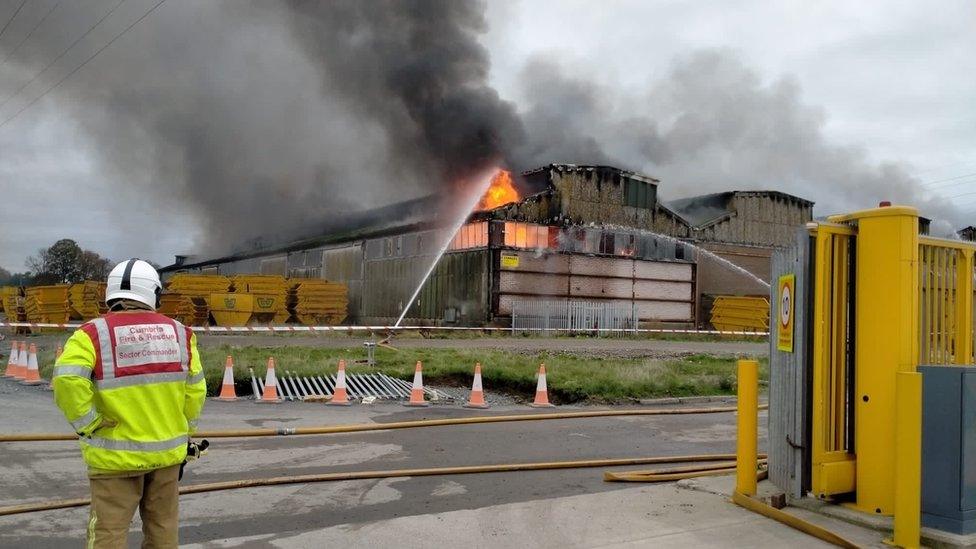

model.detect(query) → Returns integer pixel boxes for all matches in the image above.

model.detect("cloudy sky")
[0,0,973,271]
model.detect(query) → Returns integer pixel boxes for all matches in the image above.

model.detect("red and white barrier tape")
[0,321,768,337]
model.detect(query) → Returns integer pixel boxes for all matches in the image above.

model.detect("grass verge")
[197,345,769,404]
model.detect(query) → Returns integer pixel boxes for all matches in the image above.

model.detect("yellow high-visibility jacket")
[53,311,207,473]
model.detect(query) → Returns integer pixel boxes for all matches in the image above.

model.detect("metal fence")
[918,238,975,365]
[510,299,638,336]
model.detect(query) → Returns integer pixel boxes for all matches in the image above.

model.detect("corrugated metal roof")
[522,163,660,185]
[667,190,814,228]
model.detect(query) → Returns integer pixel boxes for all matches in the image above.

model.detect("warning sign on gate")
[777,274,795,353]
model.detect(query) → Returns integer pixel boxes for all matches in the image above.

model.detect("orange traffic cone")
[328,359,351,406]
[12,342,27,381]
[464,362,489,409]
[257,357,281,403]
[3,341,17,378]
[21,344,44,385]
[215,356,238,401]
[530,364,555,408]
[404,361,429,407]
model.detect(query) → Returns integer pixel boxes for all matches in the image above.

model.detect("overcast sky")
[0,0,973,271]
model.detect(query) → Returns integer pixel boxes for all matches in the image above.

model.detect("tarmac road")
[0,379,794,548]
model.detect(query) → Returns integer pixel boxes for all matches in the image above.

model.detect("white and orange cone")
[404,361,429,407]
[21,344,44,385]
[12,342,28,381]
[3,340,17,378]
[328,359,351,406]
[214,356,238,401]
[464,362,489,409]
[530,364,555,408]
[257,357,281,403]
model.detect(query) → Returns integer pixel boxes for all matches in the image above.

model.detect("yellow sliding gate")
[800,205,976,546]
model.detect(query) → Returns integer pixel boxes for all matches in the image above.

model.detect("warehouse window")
[624,180,654,209]
[449,222,488,251]
[502,222,553,250]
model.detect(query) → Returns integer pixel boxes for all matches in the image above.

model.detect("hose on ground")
[604,459,768,482]
[0,405,768,443]
[731,491,860,549]
[0,453,748,517]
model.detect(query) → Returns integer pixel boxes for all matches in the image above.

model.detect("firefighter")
[53,259,207,548]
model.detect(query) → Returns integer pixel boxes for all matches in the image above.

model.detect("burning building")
[162,164,814,328]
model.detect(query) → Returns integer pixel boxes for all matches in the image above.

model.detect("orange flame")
[478,170,519,210]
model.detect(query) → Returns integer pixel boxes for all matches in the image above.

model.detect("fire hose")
[0,405,766,443]
[0,453,759,517]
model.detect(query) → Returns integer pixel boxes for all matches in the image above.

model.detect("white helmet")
[106,259,162,310]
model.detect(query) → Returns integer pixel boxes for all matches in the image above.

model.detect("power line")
[0,0,29,43]
[914,159,976,177]
[921,171,976,188]
[0,0,125,111]
[939,186,976,200]
[0,0,166,131]
[0,0,63,68]
[924,175,976,194]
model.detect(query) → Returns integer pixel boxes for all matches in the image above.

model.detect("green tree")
[26,239,112,284]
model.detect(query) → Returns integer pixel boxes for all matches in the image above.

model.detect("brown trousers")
[87,465,180,549]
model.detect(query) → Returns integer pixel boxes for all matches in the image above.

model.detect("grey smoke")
[8,0,525,255]
[1,1,958,261]
[514,50,962,228]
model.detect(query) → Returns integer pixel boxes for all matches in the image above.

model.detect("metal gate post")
[829,206,920,516]
[736,359,759,496]
[892,370,922,548]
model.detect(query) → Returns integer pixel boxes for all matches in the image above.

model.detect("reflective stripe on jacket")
[53,311,207,472]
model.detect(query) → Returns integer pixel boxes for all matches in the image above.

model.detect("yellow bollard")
[736,359,759,496]
[891,371,921,549]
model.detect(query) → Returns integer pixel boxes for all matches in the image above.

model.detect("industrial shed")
[667,190,814,321]
[162,165,814,328]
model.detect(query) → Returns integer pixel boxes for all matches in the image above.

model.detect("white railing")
[511,299,638,336]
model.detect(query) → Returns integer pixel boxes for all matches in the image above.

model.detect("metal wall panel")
[322,245,364,320]
[634,280,693,301]
[499,272,569,296]
[369,249,489,325]
[569,276,632,299]
[503,253,571,274]
[571,256,634,278]
[634,261,693,281]
[634,301,692,320]
[496,250,694,323]
[768,228,809,498]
